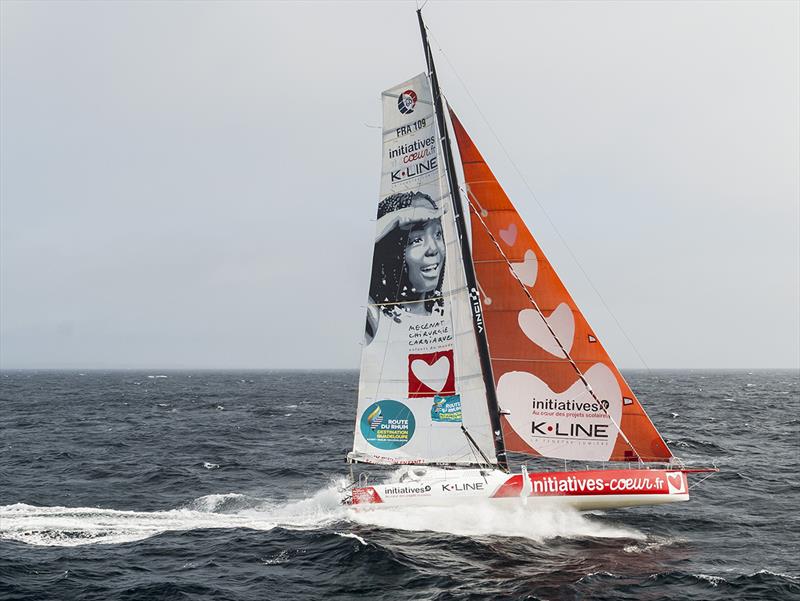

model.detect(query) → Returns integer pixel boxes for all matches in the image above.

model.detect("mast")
[416,9,508,472]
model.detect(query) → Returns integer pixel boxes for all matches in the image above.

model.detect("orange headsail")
[450,108,672,463]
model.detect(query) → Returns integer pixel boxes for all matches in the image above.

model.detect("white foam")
[188,492,255,513]
[1,475,644,547]
[751,569,799,580]
[577,571,615,582]
[348,499,644,542]
[0,502,277,547]
[694,573,725,586]
[335,531,367,545]
[262,549,291,565]
[624,536,680,553]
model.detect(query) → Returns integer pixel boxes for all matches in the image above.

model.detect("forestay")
[349,74,497,466]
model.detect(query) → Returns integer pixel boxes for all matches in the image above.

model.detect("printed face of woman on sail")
[404,219,445,294]
[366,191,447,328]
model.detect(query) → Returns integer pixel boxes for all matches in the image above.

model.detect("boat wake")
[0,501,277,547]
[348,498,644,542]
[0,478,644,547]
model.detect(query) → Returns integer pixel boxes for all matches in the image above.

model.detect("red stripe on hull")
[491,469,686,498]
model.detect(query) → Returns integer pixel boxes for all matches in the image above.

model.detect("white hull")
[347,467,690,511]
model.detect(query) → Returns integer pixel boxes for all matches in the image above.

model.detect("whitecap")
[750,569,799,580]
[262,550,290,565]
[694,573,726,586]
[577,571,615,583]
[334,531,367,545]
[189,493,252,513]
[623,536,681,553]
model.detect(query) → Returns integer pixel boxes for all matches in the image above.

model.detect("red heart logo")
[408,350,455,398]
[667,473,683,491]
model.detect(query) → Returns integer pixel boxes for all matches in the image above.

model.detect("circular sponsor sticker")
[360,400,415,450]
[397,89,417,114]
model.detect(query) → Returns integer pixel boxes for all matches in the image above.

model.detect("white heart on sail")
[499,223,518,247]
[497,363,622,462]
[518,302,575,358]
[411,356,451,393]
[510,249,538,287]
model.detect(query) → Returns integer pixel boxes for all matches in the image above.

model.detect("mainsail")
[349,74,497,467]
[450,110,673,463]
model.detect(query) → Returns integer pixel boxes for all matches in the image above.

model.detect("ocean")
[1,369,798,600]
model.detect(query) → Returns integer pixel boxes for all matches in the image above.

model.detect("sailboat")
[343,10,715,510]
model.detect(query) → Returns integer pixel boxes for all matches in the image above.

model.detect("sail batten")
[449,108,673,464]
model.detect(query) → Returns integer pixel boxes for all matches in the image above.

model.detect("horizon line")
[1,366,798,372]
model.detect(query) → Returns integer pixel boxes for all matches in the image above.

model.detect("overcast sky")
[1,1,798,370]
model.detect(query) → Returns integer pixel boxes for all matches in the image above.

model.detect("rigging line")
[427,30,652,372]
[433,51,499,472]
[434,81,465,401]
[491,357,603,364]
[688,471,717,490]
[464,431,483,468]
[461,425,492,468]
[465,190,645,464]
